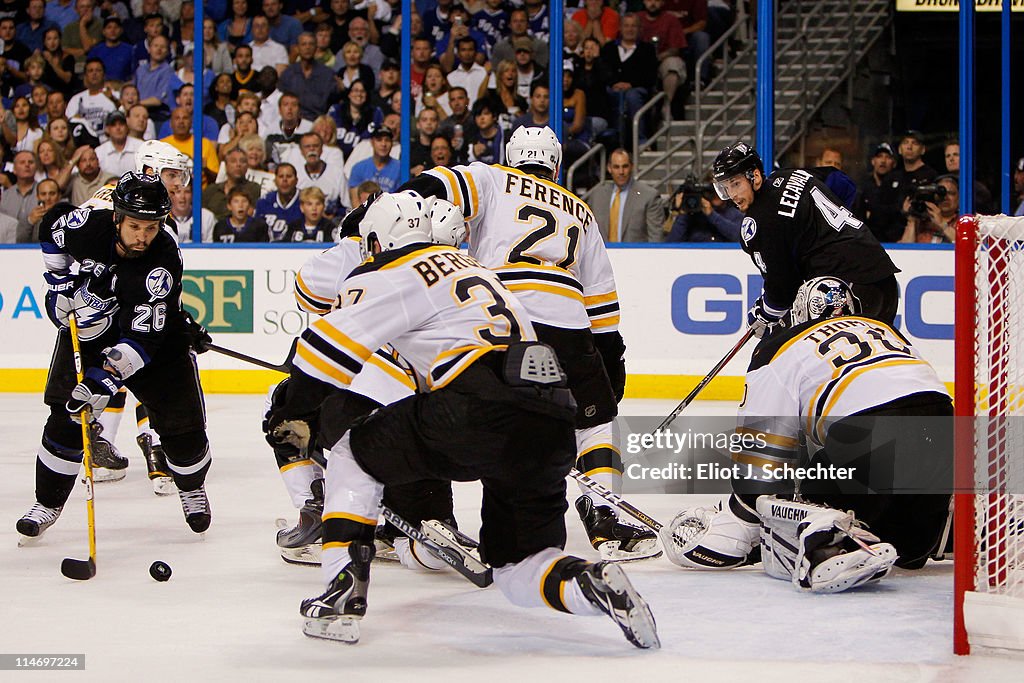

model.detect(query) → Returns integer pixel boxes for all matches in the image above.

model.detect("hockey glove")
[181,309,212,353]
[263,379,303,459]
[339,191,382,238]
[44,272,77,329]
[747,296,787,338]
[593,331,627,403]
[67,367,122,420]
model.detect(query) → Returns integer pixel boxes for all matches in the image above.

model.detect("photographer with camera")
[666,173,742,242]
[900,174,959,244]
[590,148,666,242]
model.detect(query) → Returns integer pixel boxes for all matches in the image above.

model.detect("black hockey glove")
[747,296,787,339]
[339,191,382,238]
[593,331,627,403]
[43,272,77,329]
[67,367,122,421]
[264,374,325,455]
[181,309,212,353]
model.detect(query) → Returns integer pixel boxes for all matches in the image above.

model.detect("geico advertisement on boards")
[0,246,954,382]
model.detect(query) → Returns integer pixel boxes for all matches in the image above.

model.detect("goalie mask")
[790,277,861,326]
[429,198,467,247]
[505,125,562,177]
[135,139,192,189]
[359,191,432,259]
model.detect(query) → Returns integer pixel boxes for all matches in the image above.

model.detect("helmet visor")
[712,174,748,202]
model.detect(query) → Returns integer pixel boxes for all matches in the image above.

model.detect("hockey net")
[954,214,1024,655]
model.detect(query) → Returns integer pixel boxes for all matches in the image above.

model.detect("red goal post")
[954,214,1024,655]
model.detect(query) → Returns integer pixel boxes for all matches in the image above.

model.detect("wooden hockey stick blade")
[381,507,493,588]
[569,468,665,533]
[205,343,291,373]
[61,557,96,580]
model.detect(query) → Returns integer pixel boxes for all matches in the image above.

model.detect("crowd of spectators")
[1,2,1013,246]
[0,0,738,243]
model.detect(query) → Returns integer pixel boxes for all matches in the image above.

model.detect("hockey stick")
[380,506,493,588]
[205,342,291,373]
[569,468,664,533]
[62,313,97,581]
[649,327,755,435]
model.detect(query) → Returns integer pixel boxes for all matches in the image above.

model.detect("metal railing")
[631,91,669,164]
[565,143,606,200]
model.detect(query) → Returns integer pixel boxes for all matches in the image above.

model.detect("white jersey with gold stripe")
[293,237,364,315]
[734,316,948,470]
[292,236,416,403]
[79,180,117,210]
[292,244,536,393]
[423,163,619,331]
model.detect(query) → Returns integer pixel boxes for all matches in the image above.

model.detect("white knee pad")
[661,497,759,570]
[756,496,897,593]
[394,538,447,572]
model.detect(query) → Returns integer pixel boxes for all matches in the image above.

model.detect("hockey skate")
[301,542,374,644]
[86,424,128,483]
[421,519,491,582]
[576,496,661,562]
[277,479,323,566]
[373,524,400,563]
[16,502,63,539]
[137,433,175,495]
[575,561,660,649]
[178,485,211,533]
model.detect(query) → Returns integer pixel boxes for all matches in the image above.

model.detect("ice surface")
[1,395,1018,681]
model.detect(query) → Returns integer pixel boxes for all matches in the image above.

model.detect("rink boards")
[0,244,953,396]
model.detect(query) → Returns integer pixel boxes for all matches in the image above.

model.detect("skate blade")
[302,616,360,643]
[598,563,661,649]
[373,538,400,563]
[151,477,176,496]
[17,534,41,547]
[85,468,127,484]
[281,544,322,566]
[598,538,663,563]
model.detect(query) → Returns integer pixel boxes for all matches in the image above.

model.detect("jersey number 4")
[811,187,863,232]
[455,276,522,345]
[508,206,581,269]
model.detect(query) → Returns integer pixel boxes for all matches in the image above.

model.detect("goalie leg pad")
[756,496,898,593]
[661,494,760,569]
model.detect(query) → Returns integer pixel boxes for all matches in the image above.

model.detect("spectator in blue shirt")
[17,0,59,53]
[347,124,401,206]
[45,0,79,30]
[263,0,302,48]
[87,16,135,84]
[256,162,303,241]
[134,33,181,123]
[156,83,221,141]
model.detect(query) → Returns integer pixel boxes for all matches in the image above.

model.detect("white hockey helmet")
[360,191,432,258]
[790,276,862,326]
[429,198,467,247]
[135,140,192,188]
[505,125,561,177]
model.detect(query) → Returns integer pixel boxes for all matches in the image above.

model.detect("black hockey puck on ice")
[149,561,172,582]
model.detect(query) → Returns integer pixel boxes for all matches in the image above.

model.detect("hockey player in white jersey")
[402,126,659,562]
[265,191,659,648]
[661,277,953,592]
[71,141,195,490]
[270,197,469,567]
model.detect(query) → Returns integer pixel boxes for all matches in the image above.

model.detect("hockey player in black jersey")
[711,142,900,337]
[16,173,214,538]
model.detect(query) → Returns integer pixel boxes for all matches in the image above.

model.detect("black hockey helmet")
[711,142,764,200]
[112,172,171,221]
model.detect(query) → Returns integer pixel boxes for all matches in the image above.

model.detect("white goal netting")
[957,214,1024,654]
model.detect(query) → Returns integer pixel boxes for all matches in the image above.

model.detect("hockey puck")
[149,561,172,582]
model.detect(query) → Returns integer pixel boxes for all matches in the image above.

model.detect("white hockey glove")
[756,496,897,593]
[67,367,122,421]
[747,296,787,338]
[661,499,760,570]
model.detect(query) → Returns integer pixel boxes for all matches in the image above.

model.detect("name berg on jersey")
[503,172,593,230]
[412,250,483,287]
[777,169,812,218]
